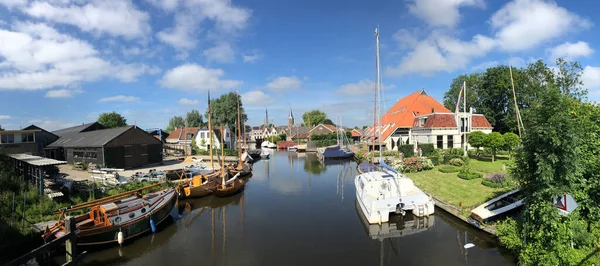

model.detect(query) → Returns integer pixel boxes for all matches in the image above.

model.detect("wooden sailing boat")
[214,125,245,197]
[42,184,177,246]
[176,92,221,198]
[227,92,252,177]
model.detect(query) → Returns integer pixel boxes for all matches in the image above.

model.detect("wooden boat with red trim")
[42,184,177,246]
[213,172,245,197]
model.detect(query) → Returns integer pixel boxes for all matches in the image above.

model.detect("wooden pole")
[208,92,214,169]
[237,92,242,166]
[65,216,77,264]
[509,66,522,138]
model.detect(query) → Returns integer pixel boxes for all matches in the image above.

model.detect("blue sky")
[0,0,599,131]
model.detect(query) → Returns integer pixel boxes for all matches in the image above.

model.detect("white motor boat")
[261,140,272,148]
[260,149,270,159]
[469,188,524,226]
[355,162,434,224]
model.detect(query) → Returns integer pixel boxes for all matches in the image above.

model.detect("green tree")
[555,58,586,98]
[190,138,201,155]
[362,125,368,130]
[278,134,286,141]
[443,73,482,112]
[467,131,486,157]
[0,124,3,131]
[323,118,335,125]
[97,112,127,128]
[483,132,504,162]
[186,110,204,128]
[502,132,520,159]
[302,110,326,126]
[205,92,247,132]
[165,116,184,133]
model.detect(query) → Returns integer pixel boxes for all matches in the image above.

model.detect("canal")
[81,151,515,266]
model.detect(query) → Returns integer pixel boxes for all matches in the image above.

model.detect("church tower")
[288,108,294,141]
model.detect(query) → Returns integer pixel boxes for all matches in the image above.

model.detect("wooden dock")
[430,195,497,235]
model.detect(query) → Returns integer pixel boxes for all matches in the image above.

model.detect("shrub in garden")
[481,173,509,188]
[398,145,414,157]
[399,157,433,173]
[390,159,405,173]
[417,143,435,156]
[383,150,399,157]
[438,165,460,173]
[457,171,482,180]
[428,156,439,166]
[449,158,464,166]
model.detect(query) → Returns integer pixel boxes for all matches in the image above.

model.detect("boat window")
[114,217,121,224]
[141,208,146,214]
[129,213,135,219]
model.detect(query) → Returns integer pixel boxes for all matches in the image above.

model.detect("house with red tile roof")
[363,90,493,151]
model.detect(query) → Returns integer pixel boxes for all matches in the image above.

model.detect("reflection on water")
[81,151,514,266]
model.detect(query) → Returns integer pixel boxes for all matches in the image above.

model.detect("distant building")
[309,124,337,135]
[363,90,493,151]
[347,128,363,142]
[195,126,233,150]
[46,123,163,168]
[146,128,169,143]
[0,125,59,155]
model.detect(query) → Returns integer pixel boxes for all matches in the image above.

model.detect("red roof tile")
[413,114,457,128]
[472,115,493,128]
[166,127,199,141]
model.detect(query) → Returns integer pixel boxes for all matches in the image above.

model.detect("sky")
[0,0,599,131]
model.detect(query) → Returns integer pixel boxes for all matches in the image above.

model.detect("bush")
[457,171,482,180]
[444,148,465,156]
[382,150,399,157]
[449,158,464,166]
[438,165,460,173]
[390,160,404,172]
[399,157,433,173]
[196,148,237,157]
[428,156,439,166]
[481,173,510,188]
[398,145,414,157]
[312,139,338,147]
[417,143,435,156]
[443,154,463,164]
[496,218,523,254]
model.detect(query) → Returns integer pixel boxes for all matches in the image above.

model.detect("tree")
[443,73,482,113]
[323,119,335,125]
[186,110,203,127]
[205,92,247,132]
[166,116,184,133]
[555,58,586,98]
[502,132,520,159]
[97,112,127,128]
[467,131,486,157]
[302,110,326,126]
[191,138,201,155]
[362,125,368,130]
[0,124,3,131]
[483,132,504,162]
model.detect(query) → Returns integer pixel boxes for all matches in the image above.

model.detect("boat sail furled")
[354,28,434,225]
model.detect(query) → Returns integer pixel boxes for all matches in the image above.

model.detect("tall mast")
[464,81,467,156]
[221,126,226,186]
[208,91,214,169]
[375,27,382,162]
[236,92,242,166]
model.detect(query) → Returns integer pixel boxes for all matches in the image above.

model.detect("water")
[81,151,515,266]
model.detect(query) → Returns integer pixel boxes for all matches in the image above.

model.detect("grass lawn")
[405,157,516,214]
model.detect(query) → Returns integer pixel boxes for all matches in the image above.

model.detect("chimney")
[431,108,435,113]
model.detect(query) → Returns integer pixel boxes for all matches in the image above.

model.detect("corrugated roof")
[52,122,98,138]
[47,126,133,148]
[472,115,493,128]
[9,153,67,166]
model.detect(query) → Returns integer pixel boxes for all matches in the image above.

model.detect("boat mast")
[208,91,214,169]
[221,126,226,187]
[375,27,383,162]
[237,91,242,166]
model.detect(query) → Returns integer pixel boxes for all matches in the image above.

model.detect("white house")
[195,125,234,150]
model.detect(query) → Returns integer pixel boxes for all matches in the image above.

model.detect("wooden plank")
[65,216,77,263]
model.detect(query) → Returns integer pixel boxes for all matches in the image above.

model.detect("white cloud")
[156,13,198,51]
[386,34,495,76]
[44,89,82,98]
[508,57,525,67]
[407,0,483,28]
[266,76,301,91]
[0,22,155,90]
[243,49,263,63]
[583,66,600,90]
[336,79,374,96]
[203,43,235,63]
[10,0,151,39]
[28,120,77,131]
[242,90,273,105]
[178,98,200,105]
[0,115,10,120]
[98,95,139,102]
[159,64,242,92]
[490,0,591,52]
[470,61,499,71]
[548,41,594,60]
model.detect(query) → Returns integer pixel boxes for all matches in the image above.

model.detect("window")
[21,133,34,143]
[436,135,443,149]
[1,134,14,144]
[200,132,205,138]
[447,135,454,148]
[141,144,148,156]
[226,132,230,138]
[124,145,132,157]
[73,148,98,159]
[187,133,194,140]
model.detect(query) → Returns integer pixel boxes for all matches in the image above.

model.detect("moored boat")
[260,149,270,159]
[357,162,378,174]
[469,188,524,226]
[227,163,252,177]
[317,145,355,160]
[42,185,177,246]
[177,170,220,198]
[214,172,244,197]
[248,149,262,159]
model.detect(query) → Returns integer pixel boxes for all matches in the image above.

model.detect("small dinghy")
[469,188,524,225]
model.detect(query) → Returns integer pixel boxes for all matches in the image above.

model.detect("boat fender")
[118,229,124,245]
[150,218,156,233]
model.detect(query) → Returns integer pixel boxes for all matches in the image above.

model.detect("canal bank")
[75,150,513,265]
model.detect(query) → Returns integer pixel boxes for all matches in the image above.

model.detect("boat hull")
[77,189,177,246]
[214,179,245,197]
[317,145,355,160]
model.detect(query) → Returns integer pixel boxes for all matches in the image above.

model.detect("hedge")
[481,179,508,188]
[428,156,439,166]
[197,148,238,157]
[443,154,464,164]
[438,165,460,173]
[311,139,338,147]
[457,172,482,180]
[398,144,414,157]
[417,144,435,156]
